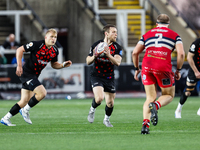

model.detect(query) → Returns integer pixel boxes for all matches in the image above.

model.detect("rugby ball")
[95,42,109,57]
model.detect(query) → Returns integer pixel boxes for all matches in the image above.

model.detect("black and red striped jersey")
[88,39,122,79]
[23,40,58,76]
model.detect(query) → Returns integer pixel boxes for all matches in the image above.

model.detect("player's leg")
[141,70,157,134]
[148,86,175,127]
[87,86,104,123]
[19,84,47,124]
[175,81,196,118]
[103,92,115,127]
[142,84,157,134]
[148,70,174,125]
[157,86,175,106]
[1,89,32,126]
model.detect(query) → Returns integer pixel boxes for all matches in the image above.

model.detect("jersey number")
[155,33,163,47]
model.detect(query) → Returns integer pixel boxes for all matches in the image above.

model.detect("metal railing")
[143,0,160,28]
[83,0,146,64]
[0,10,31,43]
[21,0,47,30]
[20,0,63,48]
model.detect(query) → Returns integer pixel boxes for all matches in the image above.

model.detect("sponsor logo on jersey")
[148,50,168,56]
[142,74,146,80]
[97,57,110,62]
[38,60,48,64]
[26,42,33,49]
[190,44,195,52]
[151,29,168,32]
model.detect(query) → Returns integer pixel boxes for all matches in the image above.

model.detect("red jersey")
[139,26,182,72]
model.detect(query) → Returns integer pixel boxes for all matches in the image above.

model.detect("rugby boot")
[149,102,158,126]
[87,108,95,123]
[103,119,113,127]
[141,125,150,134]
[19,108,32,124]
[0,117,16,126]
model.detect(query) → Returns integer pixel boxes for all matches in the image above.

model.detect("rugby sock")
[104,114,110,120]
[154,101,161,110]
[92,98,101,108]
[8,103,21,117]
[24,95,39,112]
[105,105,113,117]
[4,112,12,120]
[176,103,183,111]
[142,119,150,128]
[180,93,188,105]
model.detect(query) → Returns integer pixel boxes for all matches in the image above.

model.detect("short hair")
[103,24,116,34]
[157,14,170,24]
[45,28,57,35]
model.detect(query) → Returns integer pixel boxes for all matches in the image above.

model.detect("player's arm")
[132,43,144,81]
[86,55,95,65]
[86,48,96,65]
[175,43,185,80]
[187,52,200,79]
[104,46,122,66]
[51,60,72,69]
[107,54,122,66]
[16,46,25,76]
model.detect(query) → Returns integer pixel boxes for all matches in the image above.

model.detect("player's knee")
[37,90,47,100]
[106,101,114,108]
[185,91,191,97]
[41,90,47,99]
[185,85,195,96]
[169,95,174,102]
[95,96,104,104]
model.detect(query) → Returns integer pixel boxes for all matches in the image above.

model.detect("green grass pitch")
[0,97,200,150]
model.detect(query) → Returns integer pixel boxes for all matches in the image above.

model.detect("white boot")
[175,103,183,118]
[197,108,200,116]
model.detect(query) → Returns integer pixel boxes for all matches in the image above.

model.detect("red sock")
[155,101,161,110]
[142,119,150,128]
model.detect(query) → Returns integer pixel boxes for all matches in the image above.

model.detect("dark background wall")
[9,0,103,63]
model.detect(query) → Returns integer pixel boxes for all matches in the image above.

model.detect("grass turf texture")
[0,97,200,150]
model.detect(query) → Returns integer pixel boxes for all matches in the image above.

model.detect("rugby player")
[175,38,200,118]
[86,24,123,127]
[1,28,72,126]
[132,14,185,134]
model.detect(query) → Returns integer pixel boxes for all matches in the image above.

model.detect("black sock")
[92,98,100,108]
[28,95,39,108]
[180,93,188,105]
[9,103,21,116]
[105,105,113,116]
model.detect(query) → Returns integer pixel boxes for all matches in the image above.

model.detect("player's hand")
[104,46,110,57]
[175,70,181,80]
[93,48,98,58]
[63,60,72,68]
[195,72,200,79]
[16,66,23,77]
[134,70,141,81]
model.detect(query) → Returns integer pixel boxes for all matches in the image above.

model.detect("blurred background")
[0,0,200,100]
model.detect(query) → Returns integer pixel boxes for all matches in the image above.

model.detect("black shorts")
[187,68,199,83]
[19,72,41,91]
[90,76,116,93]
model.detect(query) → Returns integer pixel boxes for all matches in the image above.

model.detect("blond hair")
[45,28,57,35]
